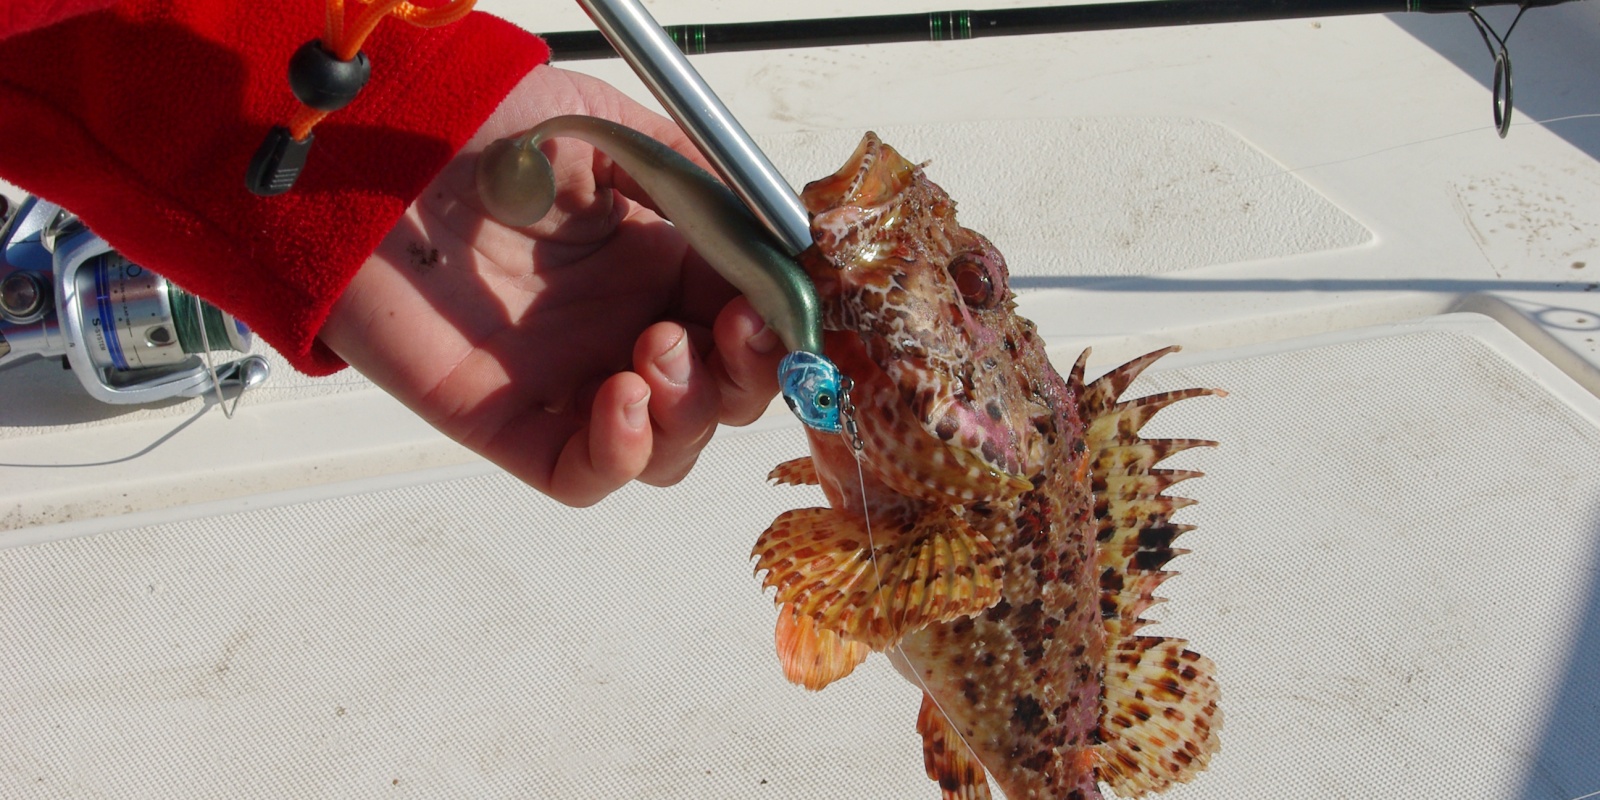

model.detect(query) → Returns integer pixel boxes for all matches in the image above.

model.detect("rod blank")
[542,0,1574,60]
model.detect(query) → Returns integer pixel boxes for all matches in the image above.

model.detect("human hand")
[320,65,785,506]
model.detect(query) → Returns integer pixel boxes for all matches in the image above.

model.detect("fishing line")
[1269,117,1579,176]
[1020,109,1600,238]
[1537,112,1600,127]
[194,293,244,419]
[842,395,1003,787]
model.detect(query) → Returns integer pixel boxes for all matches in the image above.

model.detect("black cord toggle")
[287,40,371,112]
[245,126,313,196]
[244,40,371,196]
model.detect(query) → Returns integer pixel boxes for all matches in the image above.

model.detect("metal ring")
[1491,46,1513,138]
[1468,5,1527,140]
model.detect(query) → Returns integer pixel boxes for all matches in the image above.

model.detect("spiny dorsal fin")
[1082,349,1219,631]
[774,602,871,690]
[1077,347,1223,795]
[916,693,994,800]
[1093,469,1204,508]
[1097,495,1196,530]
[752,506,1003,650]
[1094,438,1216,478]
[1078,345,1182,415]
[1088,387,1220,443]
[769,457,820,486]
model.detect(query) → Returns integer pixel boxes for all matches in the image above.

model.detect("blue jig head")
[778,351,846,434]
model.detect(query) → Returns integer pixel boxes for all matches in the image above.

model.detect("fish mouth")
[800,133,919,253]
[801,132,914,214]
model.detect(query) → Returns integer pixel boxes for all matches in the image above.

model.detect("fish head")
[799,133,1045,501]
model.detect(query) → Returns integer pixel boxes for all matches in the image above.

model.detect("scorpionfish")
[752,133,1223,799]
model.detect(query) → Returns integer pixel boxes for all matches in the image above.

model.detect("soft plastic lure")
[475,115,846,434]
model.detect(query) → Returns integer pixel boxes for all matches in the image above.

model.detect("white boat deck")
[3,1,1598,797]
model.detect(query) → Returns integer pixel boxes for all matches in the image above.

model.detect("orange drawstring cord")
[290,0,477,140]
[248,0,477,195]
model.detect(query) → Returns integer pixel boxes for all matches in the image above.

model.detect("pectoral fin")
[768,457,820,486]
[774,602,871,690]
[752,506,1003,651]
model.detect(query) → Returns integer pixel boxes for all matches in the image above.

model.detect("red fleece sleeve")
[0,0,119,38]
[0,0,550,374]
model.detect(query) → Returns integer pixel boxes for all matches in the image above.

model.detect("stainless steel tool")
[477,0,850,435]
[573,0,813,255]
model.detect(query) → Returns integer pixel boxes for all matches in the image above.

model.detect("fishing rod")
[540,0,1571,60]
[541,0,1580,136]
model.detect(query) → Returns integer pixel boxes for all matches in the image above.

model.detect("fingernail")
[624,392,650,430]
[746,325,780,355]
[654,335,692,385]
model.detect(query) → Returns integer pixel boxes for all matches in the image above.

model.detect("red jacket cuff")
[0,0,550,374]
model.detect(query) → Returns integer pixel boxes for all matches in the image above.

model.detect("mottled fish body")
[754,134,1223,798]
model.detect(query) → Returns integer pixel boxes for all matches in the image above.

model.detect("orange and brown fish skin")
[753,133,1223,799]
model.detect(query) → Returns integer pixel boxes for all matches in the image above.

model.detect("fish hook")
[1466,2,1531,138]
[475,114,848,434]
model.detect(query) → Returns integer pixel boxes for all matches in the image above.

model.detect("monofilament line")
[850,443,1000,786]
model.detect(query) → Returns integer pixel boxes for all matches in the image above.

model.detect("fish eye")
[948,254,996,308]
[816,392,833,408]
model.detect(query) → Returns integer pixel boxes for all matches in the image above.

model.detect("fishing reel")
[0,195,269,404]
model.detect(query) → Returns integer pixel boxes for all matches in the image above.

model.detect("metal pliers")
[475,0,848,435]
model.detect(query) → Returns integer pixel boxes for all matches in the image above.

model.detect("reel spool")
[0,197,269,405]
